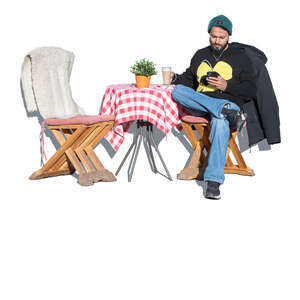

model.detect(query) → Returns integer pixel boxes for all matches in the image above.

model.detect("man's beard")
[210,42,228,56]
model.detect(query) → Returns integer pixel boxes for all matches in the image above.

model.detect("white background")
[0,0,299,299]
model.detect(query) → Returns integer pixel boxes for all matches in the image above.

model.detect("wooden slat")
[49,126,94,172]
[75,148,94,172]
[30,168,73,180]
[52,129,66,146]
[82,121,114,149]
[88,122,114,149]
[65,149,85,175]
[187,142,201,169]
[79,124,106,149]
[38,126,87,173]
[224,166,255,176]
[194,124,204,140]
[181,122,199,149]
[228,135,247,169]
[85,146,104,171]
[225,146,234,167]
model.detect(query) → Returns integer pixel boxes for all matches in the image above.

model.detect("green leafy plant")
[130,58,157,76]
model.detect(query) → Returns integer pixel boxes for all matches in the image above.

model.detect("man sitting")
[170,15,256,200]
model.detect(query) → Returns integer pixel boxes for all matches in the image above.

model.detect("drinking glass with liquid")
[162,67,173,85]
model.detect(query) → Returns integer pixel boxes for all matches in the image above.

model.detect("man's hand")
[169,72,175,83]
[207,76,227,91]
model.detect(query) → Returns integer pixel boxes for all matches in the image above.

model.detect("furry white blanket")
[21,47,85,119]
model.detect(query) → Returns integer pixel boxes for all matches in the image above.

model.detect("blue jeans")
[172,84,240,183]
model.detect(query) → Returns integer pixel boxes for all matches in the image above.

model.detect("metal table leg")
[127,130,143,182]
[148,125,173,181]
[115,120,172,181]
[143,129,157,173]
[115,125,141,176]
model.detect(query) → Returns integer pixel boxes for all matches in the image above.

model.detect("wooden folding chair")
[177,115,254,180]
[30,114,117,186]
[21,47,117,186]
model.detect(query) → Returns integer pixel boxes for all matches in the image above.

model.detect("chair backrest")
[21,47,84,120]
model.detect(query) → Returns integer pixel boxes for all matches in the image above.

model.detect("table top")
[99,84,183,151]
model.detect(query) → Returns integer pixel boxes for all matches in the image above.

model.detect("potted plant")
[130,58,157,88]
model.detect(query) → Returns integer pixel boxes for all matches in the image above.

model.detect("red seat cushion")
[181,115,209,124]
[44,114,115,126]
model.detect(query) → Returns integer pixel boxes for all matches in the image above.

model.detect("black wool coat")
[231,42,281,146]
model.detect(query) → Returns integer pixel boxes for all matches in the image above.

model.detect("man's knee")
[171,84,190,102]
[228,102,240,112]
[172,84,183,100]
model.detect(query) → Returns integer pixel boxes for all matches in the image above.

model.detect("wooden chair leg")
[224,132,255,176]
[47,126,94,174]
[74,121,114,170]
[75,148,94,173]
[225,146,234,168]
[178,122,209,180]
[29,126,87,180]
[50,129,75,174]
[85,147,116,182]
[85,146,104,170]
[65,149,85,175]
[177,142,201,180]
[79,122,116,182]
[179,121,254,181]
[70,121,116,183]
[30,121,117,184]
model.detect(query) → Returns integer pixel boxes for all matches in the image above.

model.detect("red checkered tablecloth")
[99,84,183,151]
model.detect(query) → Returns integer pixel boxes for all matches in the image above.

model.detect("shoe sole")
[205,193,221,200]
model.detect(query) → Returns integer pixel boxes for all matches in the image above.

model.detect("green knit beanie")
[208,15,232,36]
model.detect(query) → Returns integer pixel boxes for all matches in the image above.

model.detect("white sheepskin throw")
[21,47,85,119]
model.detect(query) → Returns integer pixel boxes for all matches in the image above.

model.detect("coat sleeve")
[172,51,198,88]
[225,54,256,100]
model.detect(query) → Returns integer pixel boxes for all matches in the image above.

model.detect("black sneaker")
[221,105,247,132]
[205,181,221,200]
